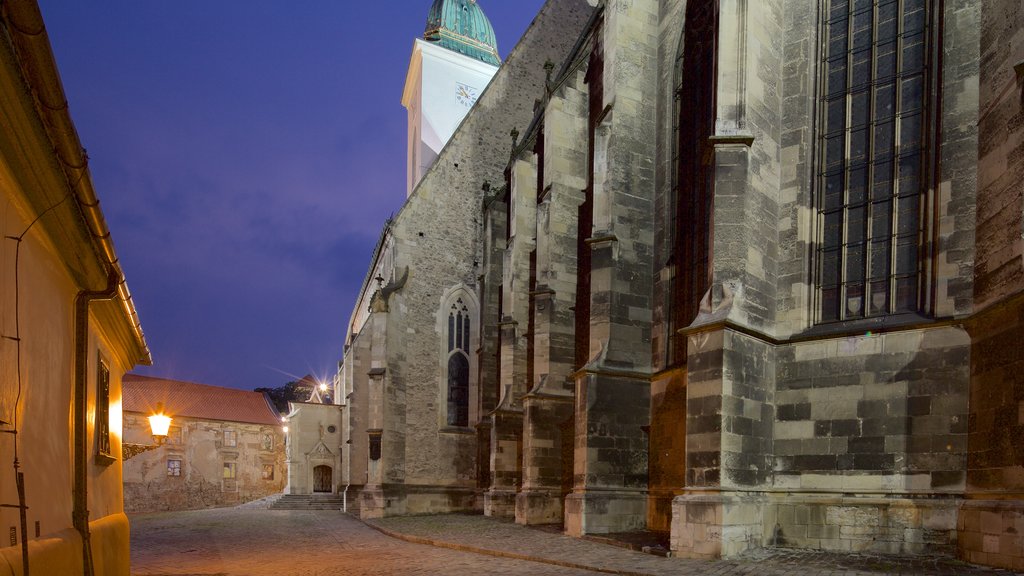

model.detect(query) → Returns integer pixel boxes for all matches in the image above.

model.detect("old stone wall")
[774,328,969,494]
[962,295,1024,571]
[342,0,595,518]
[487,156,539,517]
[974,0,1023,308]
[959,0,1024,570]
[772,328,970,553]
[672,0,982,559]
[516,71,590,525]
[648,370,686,533]
[566,0,660,537]
[124,415,285,512]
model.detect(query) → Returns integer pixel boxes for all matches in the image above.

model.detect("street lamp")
[123,403,174,460]
[148,402,172,445]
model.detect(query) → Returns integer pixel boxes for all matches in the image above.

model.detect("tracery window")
[816,0,933,322]
[671,0,718,361]
[446,298,471,427]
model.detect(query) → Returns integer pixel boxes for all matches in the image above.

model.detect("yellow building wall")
[0,131,131,576]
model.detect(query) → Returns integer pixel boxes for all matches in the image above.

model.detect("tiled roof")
[123,374,281,426]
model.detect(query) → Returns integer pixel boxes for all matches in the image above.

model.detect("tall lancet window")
[816,0,933,322]
[447,298,471,426]
[672,0,718,360]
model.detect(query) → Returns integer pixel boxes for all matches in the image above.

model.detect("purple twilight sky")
[38,1,548,390]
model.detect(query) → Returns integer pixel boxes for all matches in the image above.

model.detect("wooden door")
[313,465,332,493]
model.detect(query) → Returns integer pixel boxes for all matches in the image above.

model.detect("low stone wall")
[671,492,959,558]
[770,495,958,555]
[360,484,477,519]
[671,492,765,559]
[958,500,1024,571]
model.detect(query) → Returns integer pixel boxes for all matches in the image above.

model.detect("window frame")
[812,0,940,325]
[167,459,182,477]
[438,287,479,430]
[446,297,472,427]
[94,355,115,465]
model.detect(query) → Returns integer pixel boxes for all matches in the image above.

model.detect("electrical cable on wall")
[2,190,73,576]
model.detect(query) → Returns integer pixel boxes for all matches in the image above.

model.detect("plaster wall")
[285,403,343,496]
[0,179,133,575]
[124,414,285,511]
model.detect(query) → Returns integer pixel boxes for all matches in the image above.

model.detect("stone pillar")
[565,371,651,536]
[671,327,773,559]
[564,0,659,536]
[360,310,396,519]
[477,190,506,511]
[518,389,573,524]
[485,158,537,516]
[516,78,589,525]
[485,393,523,517]
[670,0,784,558]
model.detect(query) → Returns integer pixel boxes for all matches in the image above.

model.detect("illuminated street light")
[148,402,172,445]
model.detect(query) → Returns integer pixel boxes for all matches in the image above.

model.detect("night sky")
[38,1,547,390]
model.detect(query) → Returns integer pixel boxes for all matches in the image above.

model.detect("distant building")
[122,375,285,513]
[0,2,151,575]
[282,391,344,497]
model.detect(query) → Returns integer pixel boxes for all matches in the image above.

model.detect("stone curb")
[361,520,658,576]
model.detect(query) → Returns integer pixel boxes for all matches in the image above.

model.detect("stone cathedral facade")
[330,0,1024,570]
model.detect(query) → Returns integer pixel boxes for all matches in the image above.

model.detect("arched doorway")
[313,465,332,493]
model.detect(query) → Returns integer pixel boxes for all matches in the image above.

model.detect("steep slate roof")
[123,374,281,426]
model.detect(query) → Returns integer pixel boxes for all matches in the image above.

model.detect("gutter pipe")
[73,271,120,576]
[1,4,153,576]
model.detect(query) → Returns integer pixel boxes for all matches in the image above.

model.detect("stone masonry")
[329,0,1024,571]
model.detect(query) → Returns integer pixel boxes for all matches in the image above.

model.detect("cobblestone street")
[130,509,1023,576]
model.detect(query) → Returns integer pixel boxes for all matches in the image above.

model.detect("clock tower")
[402,0,501,197]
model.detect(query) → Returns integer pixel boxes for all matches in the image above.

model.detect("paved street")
[130,509,1024,576]
[130,509,597,576]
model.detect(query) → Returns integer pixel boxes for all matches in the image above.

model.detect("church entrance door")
[313,465,332,493]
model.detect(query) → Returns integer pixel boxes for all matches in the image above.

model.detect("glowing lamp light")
[148,402,172,445]
[319,382,329,393]
[283,426,289,434]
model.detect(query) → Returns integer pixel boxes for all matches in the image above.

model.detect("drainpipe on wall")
[1,4,152,576]
[73,269,119,576]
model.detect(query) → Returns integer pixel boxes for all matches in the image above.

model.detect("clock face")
[455,82,479,108]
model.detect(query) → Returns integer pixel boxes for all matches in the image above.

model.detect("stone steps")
[270,494,347,511]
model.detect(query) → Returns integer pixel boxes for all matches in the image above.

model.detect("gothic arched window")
[816,0,933,322]
[446,298,471,426]
[672,0,718,359]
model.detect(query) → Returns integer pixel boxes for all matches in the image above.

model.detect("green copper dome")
[425,0,501,67]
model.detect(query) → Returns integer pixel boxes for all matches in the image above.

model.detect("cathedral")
[292,0,1023,569]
